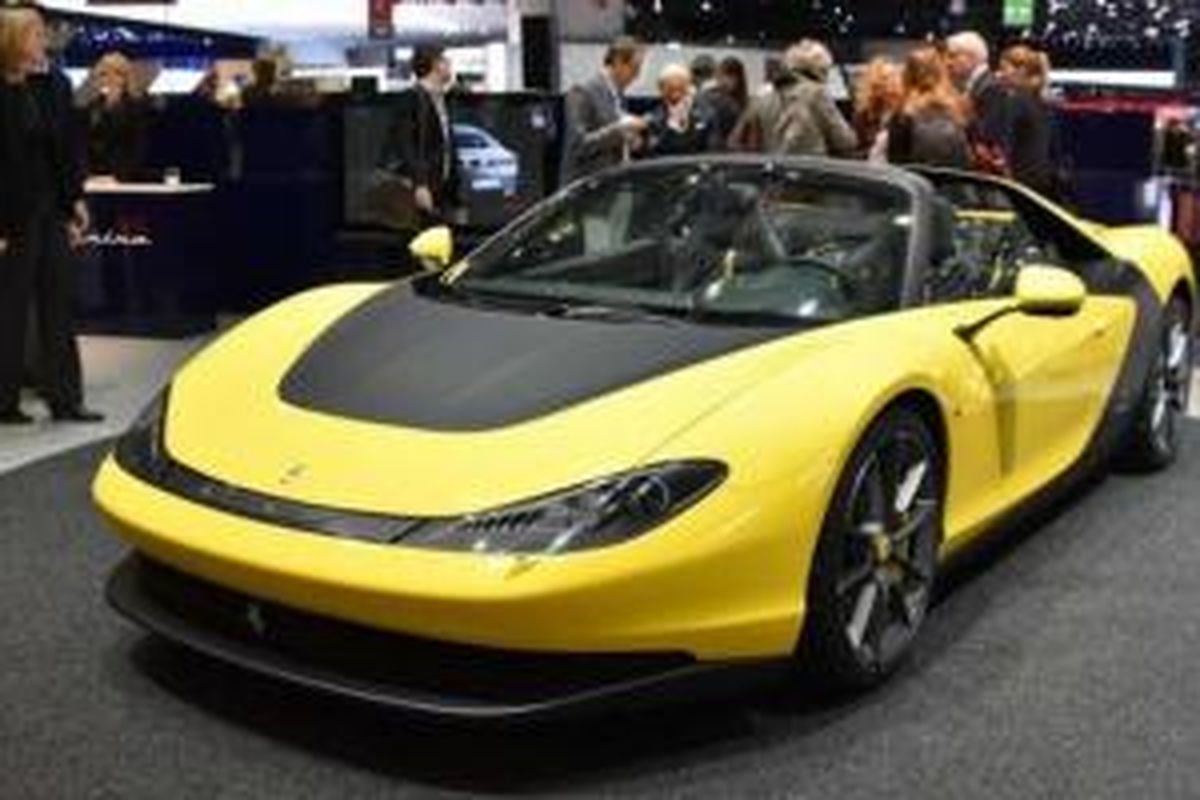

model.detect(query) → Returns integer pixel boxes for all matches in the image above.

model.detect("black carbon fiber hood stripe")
[277,283,787,431]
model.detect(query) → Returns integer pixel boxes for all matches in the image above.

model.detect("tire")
[1118,297,1193,472]
[800,406,944,690]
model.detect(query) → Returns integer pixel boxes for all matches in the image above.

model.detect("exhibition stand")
[80,179,219,338]
[69,92,1199,340]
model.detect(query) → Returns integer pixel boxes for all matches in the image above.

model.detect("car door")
[922,175,1135,503]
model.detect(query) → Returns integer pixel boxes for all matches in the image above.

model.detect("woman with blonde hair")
[93,51,136,96]
[0,5,101,424]
[886,45,972,169]
[1000,44,1057,195]
[86,50,148,179]
[853,57,903,162]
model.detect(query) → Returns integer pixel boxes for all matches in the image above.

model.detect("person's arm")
[976,82,1014,154]
[814,90,859,157]
[640,106,667,158]
[886,114,913,165]
[50,73,90,247]
[1005,93,1031,177]
[0,90,15,248]
[699,103,725,153]
[727,100,762,152]
[379,91,430,186]
[53,73,86,208]
[380,91,441,212]
[444,117,463,211]
[564,85,638,164]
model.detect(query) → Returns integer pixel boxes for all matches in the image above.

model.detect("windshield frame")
[433,156,936,324]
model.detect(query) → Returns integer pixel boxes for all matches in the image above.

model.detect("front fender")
[647,313,998,617]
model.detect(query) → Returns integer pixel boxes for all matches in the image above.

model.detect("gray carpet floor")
[2,433,1200,799]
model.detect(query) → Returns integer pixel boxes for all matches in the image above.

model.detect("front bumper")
[108,554,788,723]
[94,456,812,660]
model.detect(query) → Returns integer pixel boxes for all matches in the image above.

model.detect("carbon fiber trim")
[106,555,786,723]
[116,442,422,544]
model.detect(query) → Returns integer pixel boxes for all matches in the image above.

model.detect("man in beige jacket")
[734,39,858,157]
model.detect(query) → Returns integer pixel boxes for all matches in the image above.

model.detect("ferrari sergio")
[95,157,1196,721]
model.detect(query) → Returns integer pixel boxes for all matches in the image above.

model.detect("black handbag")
[363,170,418,231]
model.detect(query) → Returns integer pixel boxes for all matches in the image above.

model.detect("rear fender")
[1096,225,1196,306]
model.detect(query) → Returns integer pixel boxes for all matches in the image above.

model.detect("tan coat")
[736,75,858,157]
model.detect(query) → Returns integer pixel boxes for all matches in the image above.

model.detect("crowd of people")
[0,2,304,427]
[1,6,1062,427]
[563,32,1061,198]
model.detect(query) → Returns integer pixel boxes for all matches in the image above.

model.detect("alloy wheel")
[1150,316,1193,453]
[835,427,940,671]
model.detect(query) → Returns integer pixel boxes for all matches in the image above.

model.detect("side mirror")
[955,265,1088,343]
[409,226,453,271]
[1015,265,1087,317]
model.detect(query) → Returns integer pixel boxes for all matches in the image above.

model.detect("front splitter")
[106,554,790,725]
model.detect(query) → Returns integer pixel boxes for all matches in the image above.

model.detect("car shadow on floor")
[124,463,1127,795]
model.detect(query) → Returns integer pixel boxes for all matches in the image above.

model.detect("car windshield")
[454,129,489,149]
[445,163,915,326]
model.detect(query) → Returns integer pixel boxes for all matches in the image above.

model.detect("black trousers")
[0,213,83,413]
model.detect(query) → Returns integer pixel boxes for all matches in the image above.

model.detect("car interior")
[474,168,915,323]
[921,173,1115,305]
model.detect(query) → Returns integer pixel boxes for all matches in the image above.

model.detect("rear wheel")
[801,407,943,689]
[1119,297,1193,471]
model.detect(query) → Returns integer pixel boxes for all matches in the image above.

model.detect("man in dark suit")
[561,37,647,182]
[380,44,461,226]
[947,31,1013,164]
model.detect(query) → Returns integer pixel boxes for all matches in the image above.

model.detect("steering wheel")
[781,255,859,301]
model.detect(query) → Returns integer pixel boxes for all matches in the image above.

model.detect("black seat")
[922,196,984,302]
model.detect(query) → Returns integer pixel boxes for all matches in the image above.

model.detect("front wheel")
[1118,297,1193,471]
[800,406,943,689]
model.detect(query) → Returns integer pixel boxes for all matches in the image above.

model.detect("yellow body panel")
[991,174,1197,304]
[95,276,1139,660]
[95,455,807,659]
[1098,224,1197,303]
[162,285,850,516]
[90,168,1194,663]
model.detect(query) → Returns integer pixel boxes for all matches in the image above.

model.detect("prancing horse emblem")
[279,464,308,487]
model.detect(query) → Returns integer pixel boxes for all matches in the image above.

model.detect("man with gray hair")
[644,63,718,157]
[946,30,1013,161]
[733,38,857,157]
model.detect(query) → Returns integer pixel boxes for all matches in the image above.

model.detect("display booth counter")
[79,178,220,338]
[85,180,217,196]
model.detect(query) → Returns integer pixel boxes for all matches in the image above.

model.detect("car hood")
[163,283,810,516]
[277,283,783,432]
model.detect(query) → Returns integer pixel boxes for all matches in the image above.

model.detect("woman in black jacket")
[999,45,1056,197]
[0,6,102,424]
[887,46,972,170]
[85,51,148,181]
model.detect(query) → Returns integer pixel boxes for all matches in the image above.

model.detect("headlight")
[401,461,727,556]
[114,387,170,480]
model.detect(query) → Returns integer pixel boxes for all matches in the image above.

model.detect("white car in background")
[453,124,519,196]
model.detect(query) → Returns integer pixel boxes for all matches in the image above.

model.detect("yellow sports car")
[95,157,1195,721]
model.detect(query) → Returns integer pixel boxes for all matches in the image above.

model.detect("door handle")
[1091,321,1112,338]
